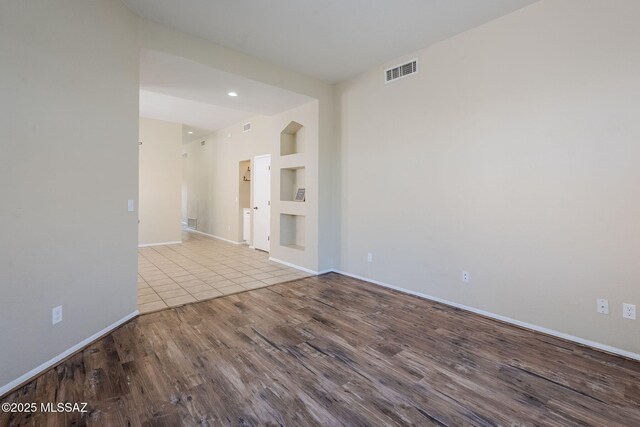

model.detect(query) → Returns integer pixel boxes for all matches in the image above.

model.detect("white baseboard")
[268,257,323,275]
[0,310,139,397]
[186,229,243,245]
[138,241,182,248]
[332,270,640,362]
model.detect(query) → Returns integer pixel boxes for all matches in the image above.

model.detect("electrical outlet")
[367,253,373,263]
[462,271,470,283]
[597,299,609,315]
[52,306,63,325]
[623,303,636,320]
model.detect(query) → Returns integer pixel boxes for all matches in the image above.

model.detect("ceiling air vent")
[200,140,206,147]
[243,122,251,132]
[385,59,418,83]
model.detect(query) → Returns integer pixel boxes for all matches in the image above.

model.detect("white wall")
[138,117,182,245]
[0,0,139,391]
[336,0,640,354]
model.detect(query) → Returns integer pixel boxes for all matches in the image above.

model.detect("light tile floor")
[137,231,311,313]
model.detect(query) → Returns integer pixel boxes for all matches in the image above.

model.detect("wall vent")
[243,122,251,132]
[187,218,197,229]
[200,140,206,146]
[385,59,418,83]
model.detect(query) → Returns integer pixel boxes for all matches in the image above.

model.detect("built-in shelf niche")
[280,121,304,156]
[280,214,305,250]
[280,166,305,202]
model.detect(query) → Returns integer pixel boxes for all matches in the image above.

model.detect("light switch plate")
[52,306,62,325]
[127,199,134,212]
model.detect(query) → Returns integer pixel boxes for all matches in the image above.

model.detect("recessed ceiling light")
[187,131,193,134]
[228,91,238,97]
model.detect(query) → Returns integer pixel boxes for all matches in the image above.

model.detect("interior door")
[252,154,271,252]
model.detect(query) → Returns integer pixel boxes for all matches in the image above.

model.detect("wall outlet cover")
[462,271,470,283]
[597,298,609,315]
[623,303,636,320]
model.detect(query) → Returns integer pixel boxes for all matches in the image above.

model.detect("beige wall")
[185,115,272,242]
[271,102,319,270]
[184,101,320,271]
[138,20,337,272]
[0,0,139,390]
[138,117,182,245]
[336,0,640,354]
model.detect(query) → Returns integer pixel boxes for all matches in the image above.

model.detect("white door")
[252,155,271,252]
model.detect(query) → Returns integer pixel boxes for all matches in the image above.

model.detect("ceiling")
[139,50,314,136]
[181,125,214,145]
[124,0,538,83]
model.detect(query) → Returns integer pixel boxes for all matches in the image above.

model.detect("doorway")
[252,154,271,252]
[239,159,251,243]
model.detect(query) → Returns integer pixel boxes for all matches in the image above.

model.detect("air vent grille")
[243,122,251,132]
[200,140,206,146]
[385,59,418,83]
[187,218,197,229]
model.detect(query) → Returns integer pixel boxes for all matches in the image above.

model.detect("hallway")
[137,231,311,313]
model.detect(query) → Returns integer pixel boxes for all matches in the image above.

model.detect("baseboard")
[332,269,640,362]
[0,310,139,397]
[186,229,243,245]
[268,257,323,275]
[138,241,182,248]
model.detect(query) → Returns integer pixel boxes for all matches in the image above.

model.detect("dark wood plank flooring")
[2,273,640,426]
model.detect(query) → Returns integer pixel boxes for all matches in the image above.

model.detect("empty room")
[1,1,639,426]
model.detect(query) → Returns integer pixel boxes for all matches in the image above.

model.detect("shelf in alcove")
[280,201,306,216]
[279,153,305,169]
[280,214,305,251]
[282,244,304,251]
[280,166,305,202]
[280,121,304,156]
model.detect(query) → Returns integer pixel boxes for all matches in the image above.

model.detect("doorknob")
[253,206,258,210]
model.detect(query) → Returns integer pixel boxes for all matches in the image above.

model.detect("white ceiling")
[139,50,314,135]
[181,125,213,145]
[139,90,251,135]
[124,0,538,83]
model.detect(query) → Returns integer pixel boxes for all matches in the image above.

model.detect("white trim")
[269,257,322,275]
[0,310,139,397]
[332,270,640,362]
[138,241,182,248]
[185,229,243,245]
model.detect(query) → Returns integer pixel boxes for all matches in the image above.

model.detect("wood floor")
[2,273,640,426]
